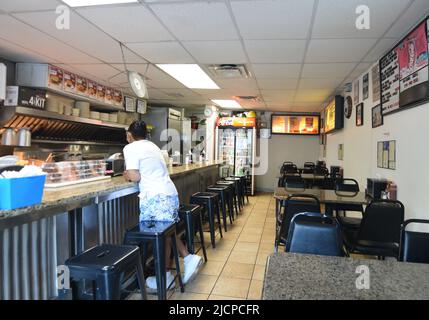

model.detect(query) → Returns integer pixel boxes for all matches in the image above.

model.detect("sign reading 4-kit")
[4,86,47,109]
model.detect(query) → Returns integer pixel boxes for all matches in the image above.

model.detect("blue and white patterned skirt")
[139,194,179,222]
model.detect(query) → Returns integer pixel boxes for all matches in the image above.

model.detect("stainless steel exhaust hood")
[0,106,127,145]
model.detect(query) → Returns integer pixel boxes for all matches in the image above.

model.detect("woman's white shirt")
[123,140,178,199]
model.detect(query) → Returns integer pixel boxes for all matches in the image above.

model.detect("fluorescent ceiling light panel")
[62,0,138,7]
[156,64,219,89]
[211,99,242,109]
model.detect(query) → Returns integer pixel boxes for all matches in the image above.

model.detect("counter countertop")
[0,161,220,222]
[263,253,429,300]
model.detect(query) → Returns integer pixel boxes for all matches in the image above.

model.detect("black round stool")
[65,244,147,300]
[190,192,223,248]
[123,221,184,300]
[216,180,239,217]
[225,177,243,211]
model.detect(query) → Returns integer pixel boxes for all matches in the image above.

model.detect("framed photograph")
[377,142,384,168]
[372,104,383,128]
[353,79,360,105]
[356,103,364,126]
[338,144,344,161]
[363,73,369,100]
[388,140,396,170]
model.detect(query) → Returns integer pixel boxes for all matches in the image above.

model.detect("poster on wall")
[372,64,380,103]
[380,17,429,116]
[338,144,344,161]
[363,73,369,100]
[353,79,360,105]
[377,140,396,170]
[377,142,384,168]
[380,49,400,115]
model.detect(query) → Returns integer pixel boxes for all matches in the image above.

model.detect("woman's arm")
[124,169,141,182]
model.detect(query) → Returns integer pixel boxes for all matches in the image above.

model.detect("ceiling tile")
[298,78,343,90]
[301,63,357,78]
[0,15,99,63]
[251,64,302,79]
[231,0,314,39]
[257,78,298,90]
[245,40,307,63]
[110,63,149,74]
[13,10,147,64]
[126,41,194,63]
[305,38,378,63]
[150,2,239,41]
[262,90,296,104]
[214,78,258,91]
[312,0,410,39]
[182,40,247,64]
[0,37,55,63]
[144,64,187,89]
[55,63,122,82]
[386,0,429,38]
[0,0,60,12]
[77,4,173,42]
[348,62,373,79]
[294,89,331,102]
[362,38,399,62]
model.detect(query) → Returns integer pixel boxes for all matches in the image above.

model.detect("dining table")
[263,252,429,300]
[273,187,370,217]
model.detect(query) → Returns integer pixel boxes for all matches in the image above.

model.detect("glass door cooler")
[215,117,256,195]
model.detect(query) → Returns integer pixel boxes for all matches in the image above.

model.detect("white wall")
[322,62,429,225]
[256,134,320,192]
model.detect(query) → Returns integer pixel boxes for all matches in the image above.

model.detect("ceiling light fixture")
[156,64,219,89]
[211,99,242,109]
[62,0,138,7]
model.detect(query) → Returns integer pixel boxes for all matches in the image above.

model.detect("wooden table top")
[274,187,369,205]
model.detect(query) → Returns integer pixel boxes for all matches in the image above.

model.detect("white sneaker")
[183,254,203,284]
[145,271,175,292]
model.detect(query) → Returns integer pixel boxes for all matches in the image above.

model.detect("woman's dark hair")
[127,121,147,140]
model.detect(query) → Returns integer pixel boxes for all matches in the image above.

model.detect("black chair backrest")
[285,212,344,257]
[284,175,305,189]
[304,162,315,168]
[314,166,329,176]
[335,178,360,192]
[279,194,321,243]
[400,219,429,264]
[358,200,405,245]
[284,164,298,175]
[280,162,294,175]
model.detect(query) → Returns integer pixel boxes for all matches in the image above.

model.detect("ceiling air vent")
[207,64,251,79]
[235,95,260,102]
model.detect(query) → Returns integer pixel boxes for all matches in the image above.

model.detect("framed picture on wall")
[356,103,364,126]
[372,104,383,128]
[388,140,396,170]
[338,144,344,160]
[377,142,383,168]
[353,79,360,105]
[363,73,369,100]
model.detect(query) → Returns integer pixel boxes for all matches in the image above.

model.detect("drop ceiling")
[0,0,428,112]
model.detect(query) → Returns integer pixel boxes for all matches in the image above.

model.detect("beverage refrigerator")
[215,117,257,195]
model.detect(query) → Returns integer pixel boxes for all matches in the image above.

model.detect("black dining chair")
[286,212,345,257]
[275,194,321,252]
[343,199,405,259]
[304,162,315,168]
[284,164,299,175]
[280,162,294,175]
[334,179,364,229]
[400,219,429,264]
[284,174,306,189]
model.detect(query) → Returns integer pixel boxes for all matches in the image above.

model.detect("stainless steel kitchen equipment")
[17,127,31,147]
[1,128,17,146]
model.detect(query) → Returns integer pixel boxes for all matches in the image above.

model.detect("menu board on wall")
[271,114,320,135]
[372,64,380,103]
[380,18,429,115]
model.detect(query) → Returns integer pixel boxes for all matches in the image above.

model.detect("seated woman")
[123,121,202,290]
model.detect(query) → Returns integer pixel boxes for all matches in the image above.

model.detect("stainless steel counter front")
[0,161,220,300]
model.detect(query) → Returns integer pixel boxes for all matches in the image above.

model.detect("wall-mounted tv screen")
[271,113,320,135]
[324,95,344,134]
[380,16,429,115]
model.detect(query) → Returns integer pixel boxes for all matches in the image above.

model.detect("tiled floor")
[168,193,276,300]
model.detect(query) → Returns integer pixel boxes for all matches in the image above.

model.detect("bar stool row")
[64,175,249,300]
